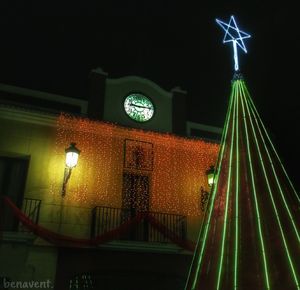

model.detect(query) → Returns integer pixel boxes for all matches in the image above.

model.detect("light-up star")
[216,16,251,71]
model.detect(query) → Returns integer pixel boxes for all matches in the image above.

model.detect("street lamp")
[200,165,216,212]
[206,165,215,187]
[62,143,80,197]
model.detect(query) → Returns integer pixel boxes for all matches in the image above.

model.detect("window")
[123,139,153,171]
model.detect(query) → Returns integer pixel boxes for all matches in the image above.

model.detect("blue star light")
[216,16,251,71]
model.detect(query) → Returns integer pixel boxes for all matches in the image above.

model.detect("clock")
[124,93,154,122]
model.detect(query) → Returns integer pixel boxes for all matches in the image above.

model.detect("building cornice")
[0,105,57,127]
[107,76,172,99]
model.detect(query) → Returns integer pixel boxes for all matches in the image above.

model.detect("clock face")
[124,93,154,122]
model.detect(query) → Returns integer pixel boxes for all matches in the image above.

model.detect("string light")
[186,77,300,290]
[49,114,219,217]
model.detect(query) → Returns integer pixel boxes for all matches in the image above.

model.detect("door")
[122,172,149,213]
[0,156,29,231]
[122,172,150,240]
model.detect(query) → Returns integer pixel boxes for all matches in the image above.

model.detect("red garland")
[1,197,195,251]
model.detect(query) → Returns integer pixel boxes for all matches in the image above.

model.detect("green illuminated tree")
[185,73,300,290]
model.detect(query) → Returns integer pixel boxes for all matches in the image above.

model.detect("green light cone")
[185,75,300,290]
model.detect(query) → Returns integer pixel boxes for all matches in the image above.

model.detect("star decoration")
[216,16,251,71]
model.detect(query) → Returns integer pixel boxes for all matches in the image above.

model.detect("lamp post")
[62,143,80,197]
[206,165,215,187]
[200,165,216,212]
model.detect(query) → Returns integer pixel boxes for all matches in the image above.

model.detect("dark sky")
[1,1,299,190]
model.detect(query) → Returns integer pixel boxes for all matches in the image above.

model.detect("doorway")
[122,172,150,212]
[0,156,29,231]
[122,172,150,241]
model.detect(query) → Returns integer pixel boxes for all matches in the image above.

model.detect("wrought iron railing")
[19,198,41,231]
[91,206,187,243]
[0,197,41,232]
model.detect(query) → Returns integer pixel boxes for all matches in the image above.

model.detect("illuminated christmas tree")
[185,16,300,290]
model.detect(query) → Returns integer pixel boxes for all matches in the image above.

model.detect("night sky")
[1,2,299,190]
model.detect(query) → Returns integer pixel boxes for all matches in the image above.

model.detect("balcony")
[0,197,41,242]
[1,198,188,250]
[19,198,41,232]
[91,206,187,243]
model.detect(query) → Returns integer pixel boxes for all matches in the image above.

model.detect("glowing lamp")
[62,143,80,196]
[206,165,215,187]
[65,143,80,168]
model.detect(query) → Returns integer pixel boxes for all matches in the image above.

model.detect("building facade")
[0,69,220,290]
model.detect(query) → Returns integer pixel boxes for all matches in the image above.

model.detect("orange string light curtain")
[50,114,219,217]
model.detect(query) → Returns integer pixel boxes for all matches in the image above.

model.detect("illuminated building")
[0,70,220,290]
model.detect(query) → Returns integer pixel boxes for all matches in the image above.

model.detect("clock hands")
[128,102,152,109]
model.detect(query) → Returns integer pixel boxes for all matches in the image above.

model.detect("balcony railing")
[0,197,41,232]
[91,206,187,243]
[19,198,41,232]
[1,197,188,247]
